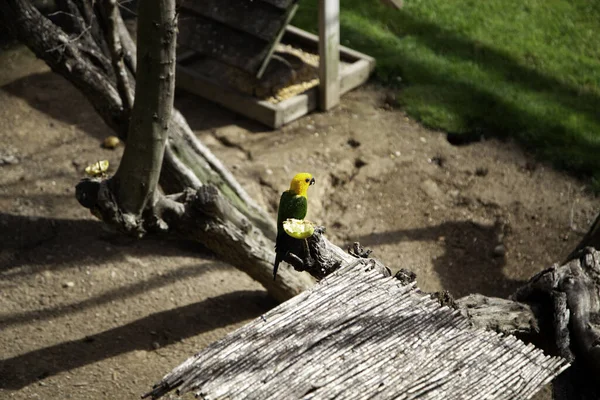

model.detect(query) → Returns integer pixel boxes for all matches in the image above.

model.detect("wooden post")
[318,0,340,110]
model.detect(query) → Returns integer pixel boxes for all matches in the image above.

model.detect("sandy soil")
[1,44,598,399]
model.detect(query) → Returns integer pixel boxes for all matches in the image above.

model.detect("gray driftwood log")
[76,182,314,302]
[145,230,600,400]
[144,256,568,400]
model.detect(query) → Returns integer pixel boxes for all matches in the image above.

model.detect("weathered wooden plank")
[340,59,373,94]
[279,88,318,126]
[180,0,287,42]
[145,260,568,400]
[318,0,340,110]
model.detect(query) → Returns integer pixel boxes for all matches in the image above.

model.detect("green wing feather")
[277,190,308,229]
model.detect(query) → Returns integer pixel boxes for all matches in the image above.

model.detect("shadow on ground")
[0,290,273,390]
[0,212,211,277]
[353,220,523,298]
[0,261,223,329]
[1,71,266,140]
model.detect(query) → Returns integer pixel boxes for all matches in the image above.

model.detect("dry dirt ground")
[1,43,599,400]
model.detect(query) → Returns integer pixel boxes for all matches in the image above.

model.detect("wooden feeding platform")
[176,27,374,128]
[175,0,374,129]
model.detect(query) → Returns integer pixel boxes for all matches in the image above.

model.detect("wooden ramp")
[145,261,568,400]
[177,0,300,78]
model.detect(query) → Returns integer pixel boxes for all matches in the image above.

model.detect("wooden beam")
[175,27,374,129]
[318,0,340,110]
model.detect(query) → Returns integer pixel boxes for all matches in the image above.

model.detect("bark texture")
[512,247,600,399]
[457,294,539,336]
[280,228,390,280]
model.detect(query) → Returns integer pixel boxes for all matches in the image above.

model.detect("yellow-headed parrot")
[273,172,315,279]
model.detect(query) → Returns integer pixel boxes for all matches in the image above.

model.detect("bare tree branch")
[116,10,137,73]
[54,0,113,76]
[0,0,128,134]
[1,0,277,241]
[1,0,289,297]
[100,0,134,113]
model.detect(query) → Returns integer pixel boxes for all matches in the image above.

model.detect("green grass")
[292,0,600,188]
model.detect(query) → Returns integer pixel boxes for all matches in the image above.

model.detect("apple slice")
[283,218,315,239]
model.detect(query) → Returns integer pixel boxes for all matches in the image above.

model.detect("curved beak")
[309,177,316,186]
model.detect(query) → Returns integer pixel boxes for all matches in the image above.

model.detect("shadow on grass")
[381,12,600,120]
[351,220,523,299]
[0,290,273,390]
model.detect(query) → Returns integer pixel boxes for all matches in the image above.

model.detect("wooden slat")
[340,59,373,94]
[145,260,568,400]
[283,25,376,64]
[279,87,318,126]
[318,0,340,110]
[180,0,286,42]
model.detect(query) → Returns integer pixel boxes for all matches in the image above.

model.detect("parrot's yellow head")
[289,172,315,197]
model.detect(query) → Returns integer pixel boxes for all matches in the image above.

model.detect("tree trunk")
[107,0,177,233]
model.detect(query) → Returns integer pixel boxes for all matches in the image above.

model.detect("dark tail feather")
[274,232,284,280]
[274,231,294,280]
[273,250,288,281]
[273,254,281,281]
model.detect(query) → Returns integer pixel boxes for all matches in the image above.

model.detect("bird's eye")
[305,178,310,183]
